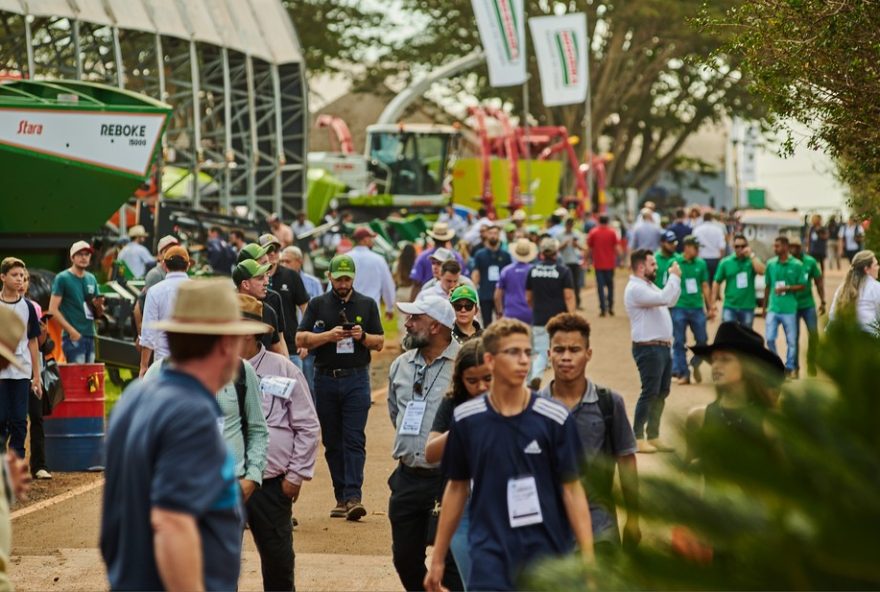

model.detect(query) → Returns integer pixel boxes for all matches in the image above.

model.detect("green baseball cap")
[236,243,270,264]
[450,284,478,304]
[682,235,701,248]
[329,254,356,279]
[232,259,271,285]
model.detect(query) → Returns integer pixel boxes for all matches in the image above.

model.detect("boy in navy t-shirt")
[425,319,594,592]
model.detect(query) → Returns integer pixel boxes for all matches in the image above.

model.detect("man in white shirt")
[138,246,191,376]
[838,216,864,262]
[692,212,727,285]
[117,225,155,279]
[623,249,681,454]
[348,227,396,320]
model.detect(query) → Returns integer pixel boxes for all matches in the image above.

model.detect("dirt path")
[10,269,843,591]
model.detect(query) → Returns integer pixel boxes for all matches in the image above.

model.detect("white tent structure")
[0,0,308,218]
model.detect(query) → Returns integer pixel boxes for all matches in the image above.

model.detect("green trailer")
[0,80,171,270]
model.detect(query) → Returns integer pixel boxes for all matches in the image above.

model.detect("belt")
[316,365,368,378]
[633,340,672,347]
[399,462,441,478]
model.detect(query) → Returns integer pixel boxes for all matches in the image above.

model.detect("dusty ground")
[10,269,843,591]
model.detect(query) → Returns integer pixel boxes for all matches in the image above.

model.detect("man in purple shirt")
[238,295,320,590]
[494,238,537,325]
[409,222,466,300]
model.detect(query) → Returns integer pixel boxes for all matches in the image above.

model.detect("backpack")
[587,385,618,507]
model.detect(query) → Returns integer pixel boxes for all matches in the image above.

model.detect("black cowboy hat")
[691,322,785,379]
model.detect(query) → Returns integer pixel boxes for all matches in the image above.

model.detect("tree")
[358,0,764,197]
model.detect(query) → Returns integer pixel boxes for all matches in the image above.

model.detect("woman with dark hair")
[425,338,491,590]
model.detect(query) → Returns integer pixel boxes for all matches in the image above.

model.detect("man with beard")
[623,249,681,454]
[296,255,384,521]
[469,224,511,327]
[49,241,103,363]
[387,295,463,591]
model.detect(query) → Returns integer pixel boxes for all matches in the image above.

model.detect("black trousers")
[388,465,463,591]
[247,476,295,591]
[28,390,46,474]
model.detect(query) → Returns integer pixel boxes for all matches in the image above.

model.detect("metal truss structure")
[0,0,307,221]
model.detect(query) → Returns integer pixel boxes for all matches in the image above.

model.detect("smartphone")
[341,322,355,331]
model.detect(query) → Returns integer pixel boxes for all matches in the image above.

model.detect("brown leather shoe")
[330,501,346,518]
[637,439,657,454]
[345,499,367,521]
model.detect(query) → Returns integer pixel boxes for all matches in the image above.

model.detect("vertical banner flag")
[471,0,527,87]
[528,13,589,107]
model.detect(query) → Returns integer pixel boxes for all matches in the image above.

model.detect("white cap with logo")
[396,296,456,330]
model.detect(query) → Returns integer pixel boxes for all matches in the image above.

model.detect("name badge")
[507,475,543,528]
[775,280,786,290]
[260,376,296,400]
[337,337,354,354]
[736,271,748,289]
[399,400,427,435]
[685,277,699,294]
[488,265,500,282]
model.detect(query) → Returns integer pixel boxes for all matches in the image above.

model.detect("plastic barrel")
[45,364,105,471]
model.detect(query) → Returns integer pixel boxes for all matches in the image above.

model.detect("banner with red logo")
[529,13,588,106]
[471,0,527,87]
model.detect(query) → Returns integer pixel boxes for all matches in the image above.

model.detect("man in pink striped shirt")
[238,294,320,590]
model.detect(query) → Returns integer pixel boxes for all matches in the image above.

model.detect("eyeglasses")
[452,301,475,311]
[497,347,534,359]
[413,365,426,396]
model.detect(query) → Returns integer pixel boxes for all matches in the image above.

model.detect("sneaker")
[345,500,367,522]
[528,377,542,391]
[648,438,675,452]
[35,469,52,480]
[599,310,607,318]
[692,364,702,384]
[608,310,615,316]
[636,440,657,454]
[330,501,347,518]
[675,376,691,385]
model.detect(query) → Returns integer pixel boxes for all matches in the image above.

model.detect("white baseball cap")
[157,235,180,252]
[429,247,455,263]
[69,240,93,258]
[397,296,455,329]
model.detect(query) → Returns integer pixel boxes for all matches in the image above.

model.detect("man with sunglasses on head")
[450,285,482,343]
[387,295,463,591]
[711,234,765,329]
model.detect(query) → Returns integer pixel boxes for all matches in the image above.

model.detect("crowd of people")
[0,201,877,591]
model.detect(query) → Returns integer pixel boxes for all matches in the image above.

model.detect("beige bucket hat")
[147,278,271,335]
[426,221,455,242]
[0,307,26,372]
[510,238,539,263]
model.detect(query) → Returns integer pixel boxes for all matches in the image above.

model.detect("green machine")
[0,80,171,270]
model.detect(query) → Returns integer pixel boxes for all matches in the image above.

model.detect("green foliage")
[526,318,880,590]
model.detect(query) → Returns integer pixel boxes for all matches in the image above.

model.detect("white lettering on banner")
[0,108,166,177]
[529,14,589,107]
[471,0,527,87]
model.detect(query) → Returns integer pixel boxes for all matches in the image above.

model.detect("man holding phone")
[296,254,384,521]
[48,241,103,363]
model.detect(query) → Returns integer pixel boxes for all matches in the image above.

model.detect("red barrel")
[45,364,105,471]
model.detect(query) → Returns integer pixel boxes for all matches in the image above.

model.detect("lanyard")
[412,358,447,401]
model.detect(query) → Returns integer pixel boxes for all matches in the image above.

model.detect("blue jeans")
[797,307,818,376]
[671,308,708,379]
[722,307,755,328]
[632,344,672,440]
[62,335,95,364]
[314,368,371,502]
[766,312,798,371]
[0,379,30,457]
[450,504,471,590]
[529,326,550,384]
[595,269,614,313]
[302,354,316,400]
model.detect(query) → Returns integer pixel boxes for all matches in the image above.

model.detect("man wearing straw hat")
[409,221,466,300]
[495,238,538,326]
[117,224,156,279]
[101,279,270,591]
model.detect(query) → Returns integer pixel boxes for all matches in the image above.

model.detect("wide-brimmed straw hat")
[0,307,25,372]
[511,238,538,263]
[148,278,270,335]
[426,222,455,242]
[690,322,784,379]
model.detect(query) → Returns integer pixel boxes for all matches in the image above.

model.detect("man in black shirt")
[233,259,287,356]
[525,238,575,390]
[259,233,311,366]
[296,254,384,521]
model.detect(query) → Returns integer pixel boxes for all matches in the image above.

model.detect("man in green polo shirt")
[790,236,825,377]
[711,234,766,329]
[671,236,715,384]
[762,236,805,377]
[654,231,683,288]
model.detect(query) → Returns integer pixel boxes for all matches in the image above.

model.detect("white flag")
[471,0,527,87]
[529,13,589,107]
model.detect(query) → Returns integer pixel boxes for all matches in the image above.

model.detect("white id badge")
[260,376,296,400]
[83,301,94,320]
[507,476,543,528]
[736,271,748,289]
[399,400,427,435]
[775,280,786,290]
[336,337,354,354]
[685,277,698,294]
[488,265,501,282]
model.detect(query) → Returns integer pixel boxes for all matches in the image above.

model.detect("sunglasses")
[452,301,475,311]
[733,244,747,249]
